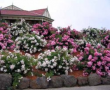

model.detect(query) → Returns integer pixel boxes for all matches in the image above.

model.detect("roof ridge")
[30,8,47,11]
[2,5,23,10]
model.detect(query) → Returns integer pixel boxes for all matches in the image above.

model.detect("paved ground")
[23,85,110,90]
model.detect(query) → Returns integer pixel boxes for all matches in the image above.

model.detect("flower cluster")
[82,27,104,48]
[75,39,87,51]
[77,44,110,76]
[36,47,79,75]
[0,50,37,87]
[82,27,99,39]
[15,33,47,53]
[0,23,15,50]
[101,35,110,48]
[32,22,57,40]
[47,27,78,51]
[9,19,31,39]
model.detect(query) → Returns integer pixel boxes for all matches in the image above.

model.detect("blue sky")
[0,0,110,30]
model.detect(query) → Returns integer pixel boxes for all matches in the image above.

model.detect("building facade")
[0,5,54,24]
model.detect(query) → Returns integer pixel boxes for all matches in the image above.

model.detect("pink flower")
[51,41,56,45]
[73,48,77,53]
[0,34,3,40]
[92,66,96,70]
[10,65,15,70]
[79,56,83,61]
[87,61,93,67]
[96,70,102,76]
[97,61,102,66]
[97,44,101,49]
[102,61,106,65]
[62,35,69,41]
[86,43,91,48]
[93,57,98,61]
[91,59,95,62]
[88,55,92,60]
[94,52,99,56]
[107,43,110,48]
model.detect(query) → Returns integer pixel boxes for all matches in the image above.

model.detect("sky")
[0,0,110,30]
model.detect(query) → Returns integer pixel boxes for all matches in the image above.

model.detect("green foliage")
[36,47,79,76]
[0,50,37,88]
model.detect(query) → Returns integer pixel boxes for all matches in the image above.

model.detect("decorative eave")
[0,14,54,22]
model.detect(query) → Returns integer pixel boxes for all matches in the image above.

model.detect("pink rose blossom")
[87,61,93,67]
[97,61,102,66]
[88,55,92,60]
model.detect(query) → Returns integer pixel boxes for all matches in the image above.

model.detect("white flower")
[24,70,27,74]
[17,69,21,72]
[50,66,53,69]
[47,76,51,82]
[65,70,68,75]
[53,62,57,67]
[0,60,5,64]
[52,59,55,62]
[70,69,73,72]
[21,60,24,64]
[63,47,67,51]
[21,65,25,70]
[59,66,62,69]
[4,69,7,72]
[0,68,3,71]
[42,62,46,67]
[45,68,48,72]
[10,65,15,70]
[45,60,50,65]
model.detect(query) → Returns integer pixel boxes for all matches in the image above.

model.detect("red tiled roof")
[0,9,40,16]
[30,8,46,15]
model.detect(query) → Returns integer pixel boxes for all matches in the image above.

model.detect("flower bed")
[0,21,110,89]
[36,47,79,76]
[15,33,47,54]
[0,50,37,88]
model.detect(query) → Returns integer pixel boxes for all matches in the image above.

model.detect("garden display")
[0,20,110,89]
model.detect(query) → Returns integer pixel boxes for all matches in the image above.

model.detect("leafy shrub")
[101,35,110,48]
[15,33,47,53]
[77,44,110,76]
[9,19,31,39]
[32,22,57,40]
[0,50,37,88]
[0,23,15,50]
[36,47,79,75]
[47,27,78,51]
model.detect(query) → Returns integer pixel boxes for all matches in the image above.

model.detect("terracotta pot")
[69,70,84,78]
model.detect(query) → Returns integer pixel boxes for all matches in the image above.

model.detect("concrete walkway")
[23,85,110,90]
